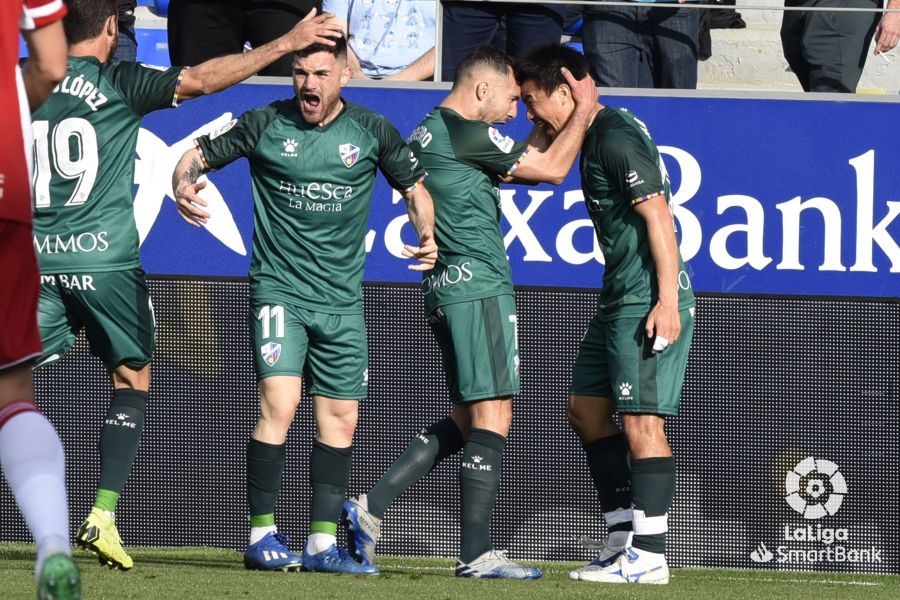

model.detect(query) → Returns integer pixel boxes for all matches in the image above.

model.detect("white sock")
[0,408,70,579]
[305,533,336,554]
[250,525,277,545]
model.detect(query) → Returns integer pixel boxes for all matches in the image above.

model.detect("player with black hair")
[518,43,695,585]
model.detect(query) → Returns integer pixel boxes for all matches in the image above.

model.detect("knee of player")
[622,414,666,441]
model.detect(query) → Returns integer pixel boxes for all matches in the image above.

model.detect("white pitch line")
[686,574,883,587]
[378,564,887,587]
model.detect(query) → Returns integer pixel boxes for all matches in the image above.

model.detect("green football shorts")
[37,268,155,371]
[428,294,520,404]
[570,307,695,416]
[250,301,368,400]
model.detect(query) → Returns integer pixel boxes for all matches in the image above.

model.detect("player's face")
[480,68,520,125]
[520,79,571,140]
[292,51,351,126]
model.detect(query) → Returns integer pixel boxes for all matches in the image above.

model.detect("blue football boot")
[243,532,303,571]
[302,544,379,575]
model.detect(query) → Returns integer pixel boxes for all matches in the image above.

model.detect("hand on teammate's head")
[283,8,344,52]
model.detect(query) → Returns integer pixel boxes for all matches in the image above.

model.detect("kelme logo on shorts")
[340,144,360,168]
[784,456,847,519]
[260,342,282,366]
[618,382,633,398]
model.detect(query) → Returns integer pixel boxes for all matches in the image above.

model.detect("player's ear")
[340,64,351,87]
[556,83,571,105]
[475,81,489,101]
[105,14,117,38]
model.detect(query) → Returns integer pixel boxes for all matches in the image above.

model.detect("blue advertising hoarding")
[134,83,900,297]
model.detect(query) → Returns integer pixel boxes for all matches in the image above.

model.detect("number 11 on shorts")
[257,305,285,339]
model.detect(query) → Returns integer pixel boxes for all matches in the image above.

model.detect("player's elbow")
[546,174,566,186]
[30,56,67,86]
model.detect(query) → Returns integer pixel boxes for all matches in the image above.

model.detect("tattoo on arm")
[186,157,203,184]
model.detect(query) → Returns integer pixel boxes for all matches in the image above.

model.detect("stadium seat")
[136,27,171,67]
[563,18,583,36]
[153,0,169,18]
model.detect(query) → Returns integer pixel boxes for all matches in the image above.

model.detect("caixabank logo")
[750,457,882,566]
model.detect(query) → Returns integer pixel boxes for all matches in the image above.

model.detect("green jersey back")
[197,99,425,314]
[31,57,182,274]
[408,108,528,313]
[579,107,694,319]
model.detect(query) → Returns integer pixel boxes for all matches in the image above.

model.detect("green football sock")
[631,456,676,554]
[583,433,633,534]
[96,389,147,510]
[367,417,464,518]
[459,428,506,563]
[309,440,352,534]
[247,438,285,523]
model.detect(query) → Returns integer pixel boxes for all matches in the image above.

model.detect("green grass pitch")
[1,543,897,599]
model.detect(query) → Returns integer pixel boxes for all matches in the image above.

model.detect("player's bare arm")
[21,20,67,111]
[506,68,598,185]
[400,183,438,271]
[634,194,682,352]
[172,147,210,227]
[177,9,343,99]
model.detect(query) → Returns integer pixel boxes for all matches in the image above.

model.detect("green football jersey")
[197,99,425,314]
[31,57,182,274]
[408,107,528,313]
[579,106,695,319]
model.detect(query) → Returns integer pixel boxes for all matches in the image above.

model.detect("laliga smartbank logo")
[749,456,882,566]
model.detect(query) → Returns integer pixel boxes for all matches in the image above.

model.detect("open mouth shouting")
[301,92,322,114]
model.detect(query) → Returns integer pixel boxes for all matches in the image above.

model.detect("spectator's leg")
[168,0,245,67]
[441,2,504,81]
[781,1,813,91]
[648,7,700,89]
[115,25,138,62]
[802,0,881,93]
[582,5,644,88]
[246,4,313,77]
[504,3,565,59]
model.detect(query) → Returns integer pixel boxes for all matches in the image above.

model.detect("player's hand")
[403,237,438,271]
[645,301,681,354]
[874,12,900,55]
[283,8,343,52]
[562,66,598,116]
[175,180,210,228]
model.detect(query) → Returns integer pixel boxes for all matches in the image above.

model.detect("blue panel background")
[137,83,900,297]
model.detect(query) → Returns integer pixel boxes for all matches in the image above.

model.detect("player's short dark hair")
[519,44,590,95]
[451,45,520,88]
[64,0,118,46]
[294,35,348,62]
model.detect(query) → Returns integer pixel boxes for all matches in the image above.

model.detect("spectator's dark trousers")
[168,0,318,77]
[781,0,882,93]
[441,2,565,81]
[582,1,700,89]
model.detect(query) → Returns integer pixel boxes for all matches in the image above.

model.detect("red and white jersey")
[0,0,66,224]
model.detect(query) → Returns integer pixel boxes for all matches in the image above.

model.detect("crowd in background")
[83,1,900,94]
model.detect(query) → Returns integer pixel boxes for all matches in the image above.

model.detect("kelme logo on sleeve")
[339,144,360,167]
